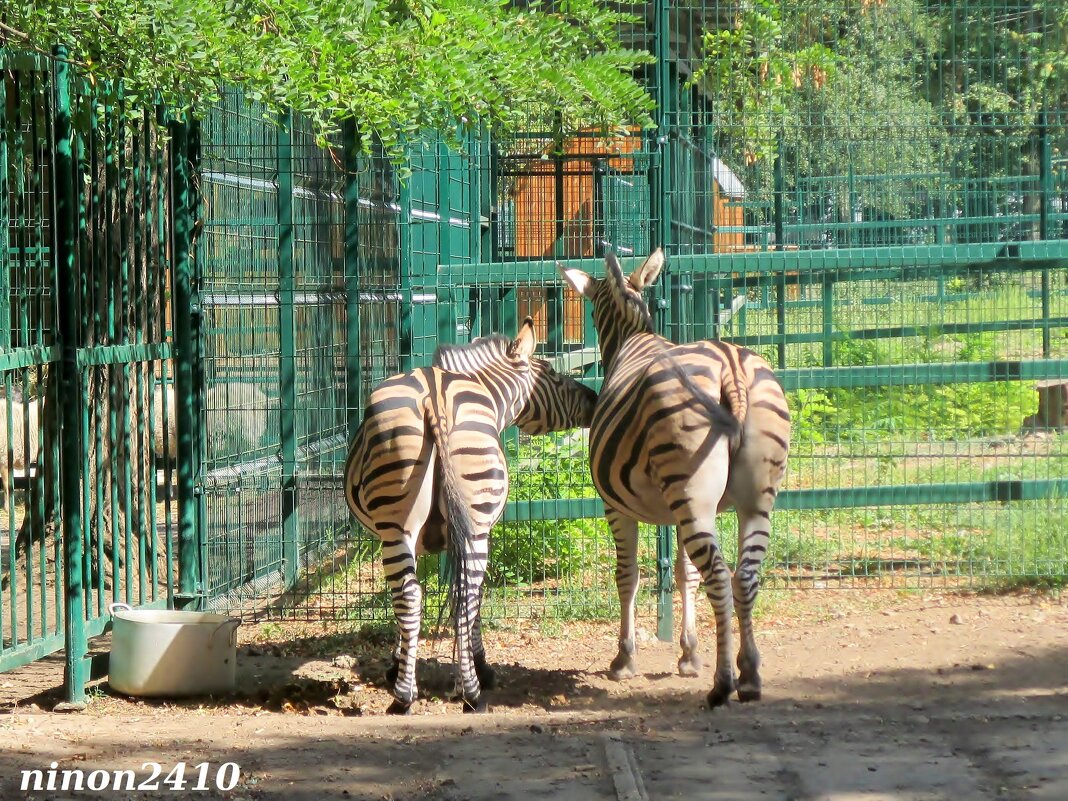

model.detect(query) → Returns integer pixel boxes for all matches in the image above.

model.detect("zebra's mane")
[432,333,513,372]
[603,251,655,333]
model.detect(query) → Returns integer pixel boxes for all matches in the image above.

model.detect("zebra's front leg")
[384,544,422,715]
[454,532,490,712]
[733,508,772,702]
[674,543,703,677]
[607,509,641,680]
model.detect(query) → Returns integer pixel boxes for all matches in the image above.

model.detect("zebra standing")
[559,249,790,708]
[344,317,596,713]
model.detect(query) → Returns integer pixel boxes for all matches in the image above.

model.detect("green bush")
[791,329,1036,443]
[488,433,608,587]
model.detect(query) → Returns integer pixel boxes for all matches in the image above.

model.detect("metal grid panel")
[419,0,1068,626]
[0,49,176,689]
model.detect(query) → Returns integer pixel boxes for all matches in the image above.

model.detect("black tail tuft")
[426,410,476,637]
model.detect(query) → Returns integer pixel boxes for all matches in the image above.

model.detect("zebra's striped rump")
[343,317,596,713]
[561,250,791,709]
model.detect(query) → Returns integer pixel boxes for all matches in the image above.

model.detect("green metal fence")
[410,0,1068,628]
[197,0,1068,628]
[3,1,1068,701]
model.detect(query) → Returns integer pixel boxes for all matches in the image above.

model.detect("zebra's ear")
[628,248,665,291]
[558,263,596,299]
[509,316,538,360]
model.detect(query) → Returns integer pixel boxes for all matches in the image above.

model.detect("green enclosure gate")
[0,47,182,697]
[3,1,1068,702]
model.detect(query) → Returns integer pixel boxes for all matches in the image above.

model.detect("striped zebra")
[559,249,791,708]
[344,317,596,713]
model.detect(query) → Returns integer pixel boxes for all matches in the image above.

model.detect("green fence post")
[170,118,202,609]
[773,133,787,370]
[822,275,835,367]
[277,111,300,589]
[188,119,207,593]
[398,163,414,374]
[1039,110,1052,357]
[54,45,88,703]
[343,119,363,441]
[652,0,674,644]
[0,52,8,352]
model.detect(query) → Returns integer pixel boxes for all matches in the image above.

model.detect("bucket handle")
[108,602,133,616]
[214,618,242,647]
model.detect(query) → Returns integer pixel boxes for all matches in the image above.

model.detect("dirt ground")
[0,589,1066,801]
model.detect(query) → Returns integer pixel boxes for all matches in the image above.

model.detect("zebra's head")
[558,249,665,373]
[434,318,596,433]
[514,356,597,435]
[508,318,597,435]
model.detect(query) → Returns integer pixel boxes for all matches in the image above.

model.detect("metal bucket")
[107,603,240,698]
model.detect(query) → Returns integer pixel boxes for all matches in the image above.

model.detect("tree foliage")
[3,0,654,154]
[691,0,1067,227]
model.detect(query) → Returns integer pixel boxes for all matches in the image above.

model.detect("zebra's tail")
[653,342,742,448]
[425,405,475,635]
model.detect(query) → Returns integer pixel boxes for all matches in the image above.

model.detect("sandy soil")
[0,589,1066,800]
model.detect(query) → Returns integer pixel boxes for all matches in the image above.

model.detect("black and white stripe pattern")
[344,317,596,713]
[561,250,791,709]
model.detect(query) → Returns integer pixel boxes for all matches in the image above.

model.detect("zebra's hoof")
[608,653,637,681]
[677,656,702,678]
[737,688,762,703]
[386,699,412,715]
[461,696,488,714]
[475,664,497,691]
[707,683,734,709]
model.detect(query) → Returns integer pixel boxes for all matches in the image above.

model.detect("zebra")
[343,317,597,713]
[559,249,791,708]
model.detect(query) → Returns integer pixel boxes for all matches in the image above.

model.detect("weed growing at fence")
[494,433,611,589]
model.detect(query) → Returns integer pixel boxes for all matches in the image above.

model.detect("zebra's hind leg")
[385,637,401,687]
[669,455,735,708]
[385,544,423,715]
[607,510,641,680]
[471,584,496,690]
[733,508,772,702]
[674,544,703,677]
[678,521,735,708]
[454,533,490,713]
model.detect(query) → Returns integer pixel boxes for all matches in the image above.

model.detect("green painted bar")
[776,480,1068,510]
[277,111,300,590]
[170,118,201,608]
[0,346,59,371]
[773,136,787,370]
[822,275,834,367]
[398,164,414,374]
[653,0,674,643]
[0,52,8,353]
[53,45,88,705]
[73,342,171,367]
[779,359,1068,391]
[343,119,363,439]
[725,317,1068,351]
[501,478,1068,522]
[440,240,1068,285]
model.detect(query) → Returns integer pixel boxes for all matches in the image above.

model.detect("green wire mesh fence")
[2,1,1068,701]
[196,1,1068,627]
